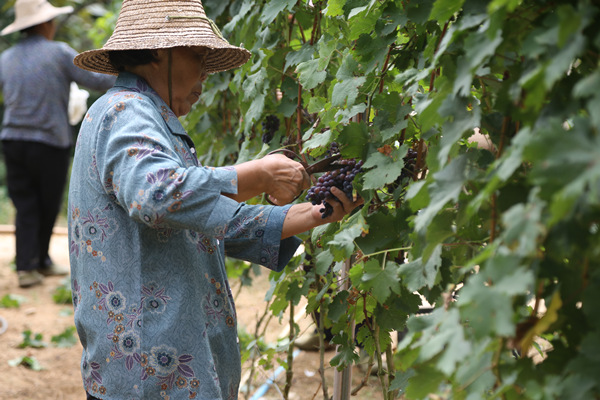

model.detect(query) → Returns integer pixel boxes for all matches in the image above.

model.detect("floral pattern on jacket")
[68,73,301,399]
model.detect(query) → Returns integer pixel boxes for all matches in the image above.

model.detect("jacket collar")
[114,72,189,140]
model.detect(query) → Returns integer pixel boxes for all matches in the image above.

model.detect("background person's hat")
[1,0,73,36]
[74,0,251,75]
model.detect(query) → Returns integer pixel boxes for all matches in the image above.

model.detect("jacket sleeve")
[223,203,302,271]
[62,43,116,91]
[91,93,243,238]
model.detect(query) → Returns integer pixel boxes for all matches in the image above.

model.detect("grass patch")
[0,187,15,225]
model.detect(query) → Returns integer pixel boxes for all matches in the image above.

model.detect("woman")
[69,0,362,399]
[0,0,115,288]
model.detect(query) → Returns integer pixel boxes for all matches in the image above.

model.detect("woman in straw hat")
[0,0,115,288]
[68,0,362,399]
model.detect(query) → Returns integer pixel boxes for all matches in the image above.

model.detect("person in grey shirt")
[0,0,115,288]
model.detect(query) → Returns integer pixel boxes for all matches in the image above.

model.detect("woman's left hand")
[281,187,364,239]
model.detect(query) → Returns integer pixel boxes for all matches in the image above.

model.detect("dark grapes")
[400,148,418,180]
[261,115,280,144]
[306,151,363,219]
[327,142,340,157]
[386,147,419,194]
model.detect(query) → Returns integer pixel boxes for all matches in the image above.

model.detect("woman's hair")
[108,50,159,72]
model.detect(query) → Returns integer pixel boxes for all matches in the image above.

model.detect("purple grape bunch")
[306,143,363,218]
[261,115,280,144]
[386,147,419,194]
[400,148,418,180]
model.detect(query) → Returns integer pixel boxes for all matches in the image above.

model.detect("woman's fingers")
[323,187,364,221]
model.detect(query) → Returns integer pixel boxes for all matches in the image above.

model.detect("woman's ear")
[149,49,166,70]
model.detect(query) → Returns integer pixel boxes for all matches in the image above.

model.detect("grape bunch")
[326,141,339,156]
[261,115,280,144]
[306,145,363,218]
[400,148,418,180]
[386,147,419,194]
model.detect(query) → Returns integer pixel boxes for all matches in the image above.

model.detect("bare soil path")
[0,230,383,400]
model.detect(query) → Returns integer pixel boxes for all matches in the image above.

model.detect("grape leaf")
[328,291,350,321]
[360,260,400,304]
[331,77,366,108]
[404,363,445,399]
[414,155,466,233]
[297,59,327,90]
[327,221,364,261]
[429,0,466,22]
[414,308,471,375]
[362,152,404,190]
[399,245,442,292]
[260,0,296,24]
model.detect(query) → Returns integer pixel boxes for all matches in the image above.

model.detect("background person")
[0,0,116,288]
[69,0,363,399]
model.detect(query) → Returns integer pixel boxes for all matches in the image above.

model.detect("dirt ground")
[0,229,385,400]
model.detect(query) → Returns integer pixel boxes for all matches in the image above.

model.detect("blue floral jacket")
[68,73,301,399]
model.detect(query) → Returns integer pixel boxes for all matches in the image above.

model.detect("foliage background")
[2,0,600,398]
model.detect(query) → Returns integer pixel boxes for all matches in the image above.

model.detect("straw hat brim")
[1,5,73,36]
[74,41,251,76]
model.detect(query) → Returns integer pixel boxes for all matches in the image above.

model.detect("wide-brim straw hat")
[1,0,73,36]
[74,0,251,75]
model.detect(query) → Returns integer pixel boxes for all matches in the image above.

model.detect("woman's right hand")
[228,154,310,204]
[261,154,310,205]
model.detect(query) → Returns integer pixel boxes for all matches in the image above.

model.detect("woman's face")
[148,47,208,117]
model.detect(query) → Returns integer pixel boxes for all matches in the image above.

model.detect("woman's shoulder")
[91,86,155,114]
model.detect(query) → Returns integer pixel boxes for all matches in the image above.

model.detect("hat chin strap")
[168,48,173,110]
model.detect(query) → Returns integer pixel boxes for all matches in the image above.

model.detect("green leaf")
[374,291,421,331]
[360,260,400,304]
[242,69,266,101]
[336,123,369,160]
[404,362,446,399]
[52,284,73,304]
[328,291,350,321]
[331,77,366,107]
[429,0,465,22]
[573,71,600,98]
[501,195,545,257]
[488,0,522,13]
[414,155,467,233]
[303,129,333,152]
[297,59,327,90]
[307,96,327,114]
[330,332,360,368]
[18,330,47,349]
[457,255,530,337]
[354,209,407,255]
[284,43,315,70]
[51,326,78,348]
[327,219,364,261]
[8,356,44,371]
[324,0,345,17]
[414,309,471,375]
[317,34,338,70]
[315,249,334,276]
[362,151,405,190]
[390,369,417,393]
[399,245,442,291]
[348,7,380,41]
[260,0,296,24]
[0,294,27,308]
